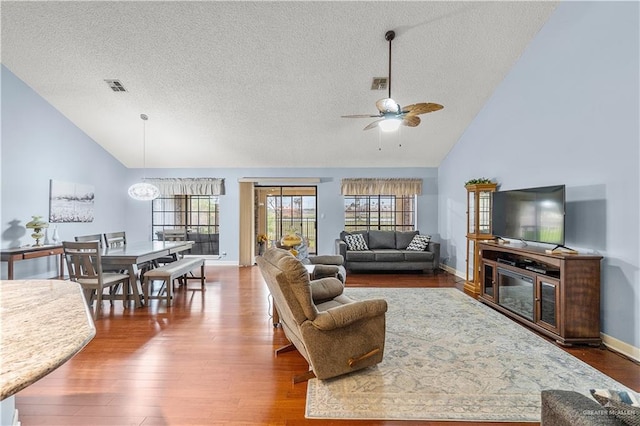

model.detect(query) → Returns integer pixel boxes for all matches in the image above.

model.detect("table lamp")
[25,215,49,246]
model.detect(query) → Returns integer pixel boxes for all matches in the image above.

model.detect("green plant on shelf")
[465,178,494,186]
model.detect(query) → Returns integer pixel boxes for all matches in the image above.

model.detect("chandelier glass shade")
[128,182,160,201]
[129,113,160,201]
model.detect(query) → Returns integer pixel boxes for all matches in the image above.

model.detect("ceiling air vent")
[104,79,127,92]
[371,77,388,91]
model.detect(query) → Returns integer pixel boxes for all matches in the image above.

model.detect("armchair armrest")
[310,277,344,302]
[308,254,344,266]
[312,298,387,330]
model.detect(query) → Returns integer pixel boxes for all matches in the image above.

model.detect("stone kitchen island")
[0,280,95,425]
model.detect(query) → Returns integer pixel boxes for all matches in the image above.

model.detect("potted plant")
[256,233,268,255]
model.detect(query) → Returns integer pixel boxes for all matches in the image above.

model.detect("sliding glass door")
[255,186,317,254]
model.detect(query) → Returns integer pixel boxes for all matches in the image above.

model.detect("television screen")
[492,185,565,245]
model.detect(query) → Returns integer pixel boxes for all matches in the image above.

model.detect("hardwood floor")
[15,266,640,425]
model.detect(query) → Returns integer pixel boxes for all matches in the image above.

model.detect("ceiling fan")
[342,30,444,132]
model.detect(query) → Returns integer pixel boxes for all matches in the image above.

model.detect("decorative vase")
[258,242,265,255]
[51,226,60,244]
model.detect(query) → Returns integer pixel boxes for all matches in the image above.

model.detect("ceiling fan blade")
[376,98,400,114]
[341,114,382,118]
[402,115,421,127]
[363,119,383,131]
[402,102,444,116]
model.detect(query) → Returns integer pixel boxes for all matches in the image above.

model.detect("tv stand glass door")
[497,267,534,321]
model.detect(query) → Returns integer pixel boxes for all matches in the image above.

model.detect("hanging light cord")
[140,113,148,178]
[388,33,392,99]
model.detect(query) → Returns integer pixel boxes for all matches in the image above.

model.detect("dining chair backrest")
[75,234,103,248]
[63,241,104,280]
[104,231,126,248]
[63,240,131,320]
[162,229,188,241]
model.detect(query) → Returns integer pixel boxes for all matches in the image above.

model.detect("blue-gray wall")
[1,65,131,278]
[438,1,639,349]
[2,65,438,274]
[125,167,439,260]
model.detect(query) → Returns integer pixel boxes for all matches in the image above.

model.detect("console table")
[0,245,65,280]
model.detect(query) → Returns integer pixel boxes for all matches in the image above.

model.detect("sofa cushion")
[368,230,396,249]
[344,233,369,251]
[403,250,434,262]
[407,234,431,251]
[396,231,418,249]
[345,250,375,262]
[373,249,405,262]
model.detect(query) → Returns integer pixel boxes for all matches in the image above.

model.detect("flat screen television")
[492,185,565,245]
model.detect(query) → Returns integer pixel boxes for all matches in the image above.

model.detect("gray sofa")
[541,390,627,425]
[335,230,440,273]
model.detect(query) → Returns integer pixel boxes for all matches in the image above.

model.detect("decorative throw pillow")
[344,233,369,251]
[406,234,431,251]
[590,389,640,426]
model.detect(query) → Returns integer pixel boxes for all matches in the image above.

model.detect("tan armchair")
[257,248,387,382]
[302,254,347,283]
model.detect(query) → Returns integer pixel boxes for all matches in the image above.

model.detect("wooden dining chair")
[104,231,126,248]
[63,241,130,320]
[104,230,154,285]
[75,234,103,248]
[157,229,189,264]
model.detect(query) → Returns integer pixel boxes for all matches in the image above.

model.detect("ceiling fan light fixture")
[379,118,402,132]
[341,29,443,135]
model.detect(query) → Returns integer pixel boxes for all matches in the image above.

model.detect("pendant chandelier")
[128,113,160,201]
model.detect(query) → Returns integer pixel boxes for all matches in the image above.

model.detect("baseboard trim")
[441,265,465,280]
[205,259,238,266]
[601,333,640,363]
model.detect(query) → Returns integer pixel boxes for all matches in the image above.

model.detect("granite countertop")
[0,280,96,400]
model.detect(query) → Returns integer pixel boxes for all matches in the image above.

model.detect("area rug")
[305,288,637,422]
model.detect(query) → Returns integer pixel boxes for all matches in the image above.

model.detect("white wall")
[438,1,639,350]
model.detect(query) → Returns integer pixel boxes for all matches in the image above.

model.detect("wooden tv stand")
[478,242,602,346]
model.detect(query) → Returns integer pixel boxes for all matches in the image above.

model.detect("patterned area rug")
[306,288,637,422]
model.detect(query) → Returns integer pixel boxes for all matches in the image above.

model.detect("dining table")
[100,240,194,307]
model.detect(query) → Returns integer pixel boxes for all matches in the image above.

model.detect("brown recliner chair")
[257,248,387,382]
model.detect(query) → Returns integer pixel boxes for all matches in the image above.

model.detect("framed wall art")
[49,180,95,223]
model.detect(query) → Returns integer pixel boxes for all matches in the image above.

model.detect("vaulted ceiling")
[1,1,558,168]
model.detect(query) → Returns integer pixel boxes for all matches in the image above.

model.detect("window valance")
[341,178,422,196]
[143,178,225,196]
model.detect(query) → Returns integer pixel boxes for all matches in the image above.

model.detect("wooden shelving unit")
[464,183,497,295]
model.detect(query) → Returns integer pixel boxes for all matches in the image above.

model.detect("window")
[344,195,415,232]
[152,195,220,255]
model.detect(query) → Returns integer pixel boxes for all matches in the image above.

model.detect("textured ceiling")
[1,1,558,168]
